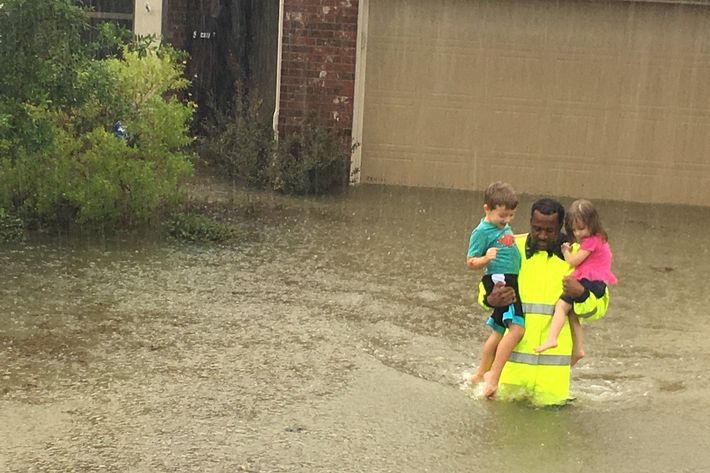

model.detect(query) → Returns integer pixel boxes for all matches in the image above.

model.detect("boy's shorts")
[482,273,525,334]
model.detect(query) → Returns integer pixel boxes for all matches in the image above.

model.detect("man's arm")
[562,276,585,299]
[477,281,516,309]
[564,276,610,322]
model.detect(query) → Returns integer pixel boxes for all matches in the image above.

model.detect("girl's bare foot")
[470,372,484,385]
[571,348,585,367]
[534,340,558,353]
[482,371,498,398]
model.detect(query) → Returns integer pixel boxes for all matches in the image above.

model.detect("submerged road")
[1,178,708,472]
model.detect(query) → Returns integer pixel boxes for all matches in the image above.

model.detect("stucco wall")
[133,0,162,37]
[357,0,710,206]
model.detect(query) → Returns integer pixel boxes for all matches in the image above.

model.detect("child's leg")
[471,331,503,384]
[472,274,504,384]
[534,299,572,353]
[482,323,524,398]
[569,313,585,366]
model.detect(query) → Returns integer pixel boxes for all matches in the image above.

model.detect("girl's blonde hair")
[565,199,608,242]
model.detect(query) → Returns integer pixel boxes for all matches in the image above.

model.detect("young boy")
[467,181,524,398]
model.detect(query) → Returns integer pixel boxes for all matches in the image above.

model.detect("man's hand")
[486,282,516,307]
[562,276,585,299]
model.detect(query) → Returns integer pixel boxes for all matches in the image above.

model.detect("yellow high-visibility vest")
[478,236,610,406]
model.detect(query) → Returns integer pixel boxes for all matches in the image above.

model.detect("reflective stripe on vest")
[509,351,571,366]
[576,307,598,319]
[521,303,555,315]
[523,302,598,319]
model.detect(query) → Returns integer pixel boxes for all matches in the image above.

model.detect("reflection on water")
[1,182,709,472]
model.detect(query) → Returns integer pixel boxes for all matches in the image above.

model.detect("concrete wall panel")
[359,0,710,205]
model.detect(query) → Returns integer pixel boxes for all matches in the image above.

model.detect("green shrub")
[198,88,273,188]
[271,122,350,195]
[0,1,195,227]
[198,89,351,196]
[166,212,237,243]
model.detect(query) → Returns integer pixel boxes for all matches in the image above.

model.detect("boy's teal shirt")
[467,219,521,275]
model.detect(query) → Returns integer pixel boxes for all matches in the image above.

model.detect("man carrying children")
[477,198,609,405]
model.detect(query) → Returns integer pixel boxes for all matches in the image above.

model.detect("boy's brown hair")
[565,199,608,241]
[484,181,518,210]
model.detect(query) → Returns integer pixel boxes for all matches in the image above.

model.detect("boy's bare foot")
[482,371,498,398]
[571,348,585,367]
[534,340,557,353]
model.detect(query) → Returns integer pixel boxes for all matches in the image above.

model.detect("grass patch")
[165,212,238,243]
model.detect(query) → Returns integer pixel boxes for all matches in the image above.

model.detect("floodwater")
[1,176,709,472]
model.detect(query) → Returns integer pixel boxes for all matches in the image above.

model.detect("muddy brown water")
[1,177,709,472]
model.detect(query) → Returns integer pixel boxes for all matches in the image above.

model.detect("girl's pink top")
[572,235,617,284]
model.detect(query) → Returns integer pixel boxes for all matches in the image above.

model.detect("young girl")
[534,199,616,366]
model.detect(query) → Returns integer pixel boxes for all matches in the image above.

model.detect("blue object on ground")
[112,121,127,140]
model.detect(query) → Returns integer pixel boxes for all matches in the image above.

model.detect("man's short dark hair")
[531,198,565,229]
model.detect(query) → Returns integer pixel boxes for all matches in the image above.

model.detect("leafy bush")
[198,88,273,188]
[166,212,237,243]
[199,96,350,195]
[272,122,350,195]
[0,0,195,227]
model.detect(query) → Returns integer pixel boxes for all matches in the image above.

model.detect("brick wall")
[279,0,359,139]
